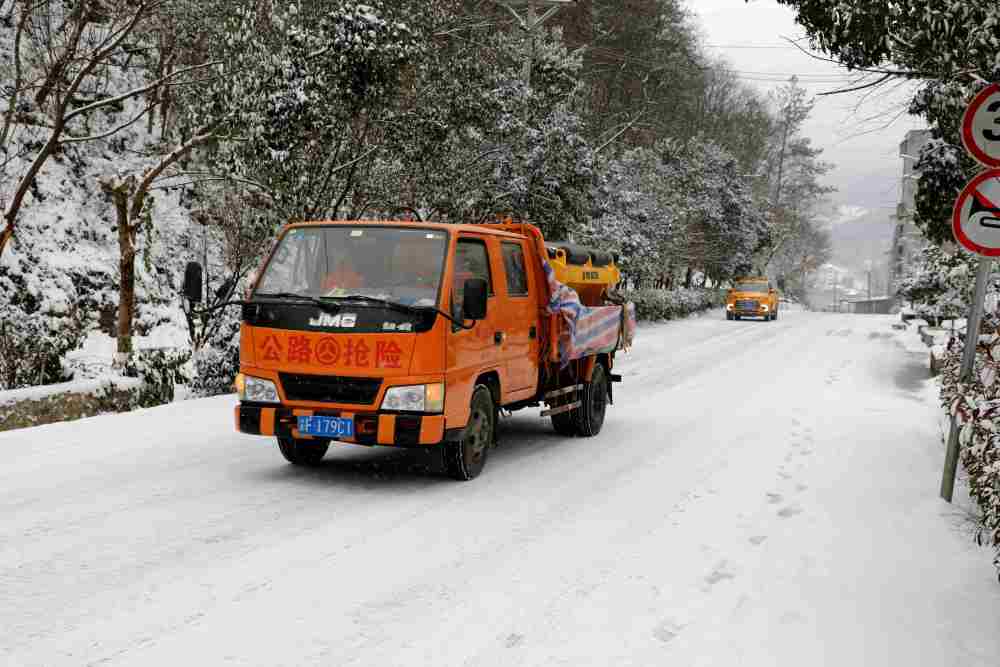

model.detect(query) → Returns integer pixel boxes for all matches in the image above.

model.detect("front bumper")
[236,403,446,447]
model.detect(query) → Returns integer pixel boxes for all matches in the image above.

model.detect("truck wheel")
[277,435,329,466]
[551,410,577,436]
[773,310,779,321]
[444,385,494,481]
[576,364,609,437]
[726,312,734,321]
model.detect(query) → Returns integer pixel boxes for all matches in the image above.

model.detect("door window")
[501,242,529,297]
[453,239,493,321]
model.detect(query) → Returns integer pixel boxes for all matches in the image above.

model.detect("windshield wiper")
[330,294,423,314]
[253,292,341,314]
[330,295,474,330]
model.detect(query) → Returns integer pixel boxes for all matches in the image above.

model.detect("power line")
[585,47,855,82]
[705,43,798,49]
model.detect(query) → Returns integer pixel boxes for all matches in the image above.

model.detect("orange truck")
[725,277,779,321]
[184,221,634,480]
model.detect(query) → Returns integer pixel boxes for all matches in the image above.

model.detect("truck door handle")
[494,332,504,345]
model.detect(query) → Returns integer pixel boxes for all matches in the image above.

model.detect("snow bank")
[0,376,141,408]
[0,375,145,432]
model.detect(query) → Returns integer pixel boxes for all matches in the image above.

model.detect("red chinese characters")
[376,341,403,369]
[287,335,312,364]
[265,335,405,369]
[343,340,371,367]
[261,335,283,362]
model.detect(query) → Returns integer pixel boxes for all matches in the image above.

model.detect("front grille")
[736,299,759,311]
[279,373,382,405]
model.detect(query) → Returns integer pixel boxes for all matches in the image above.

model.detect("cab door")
[497,239,540,398]
[447,236,504,409]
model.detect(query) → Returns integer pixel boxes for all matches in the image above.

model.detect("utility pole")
[493,1,574,88]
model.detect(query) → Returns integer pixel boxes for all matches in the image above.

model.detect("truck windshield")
[255,226,448,308]
[734,283,768,293]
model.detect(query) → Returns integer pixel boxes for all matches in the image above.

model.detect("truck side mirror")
[462,278,488,321]
[183,262,203,303]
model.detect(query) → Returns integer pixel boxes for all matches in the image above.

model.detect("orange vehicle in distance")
[184,220,633,480]
[726,277,779,321]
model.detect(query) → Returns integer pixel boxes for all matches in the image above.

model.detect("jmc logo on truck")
[184,221,636,480]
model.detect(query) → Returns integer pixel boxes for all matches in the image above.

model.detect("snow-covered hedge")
[938,314,1000,574]
[0,346,190,432]
[626,288,725,322]
[0,376,142,432]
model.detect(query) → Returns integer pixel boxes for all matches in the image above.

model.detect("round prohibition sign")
[962,83,1000,168]
[953,168,1000,256]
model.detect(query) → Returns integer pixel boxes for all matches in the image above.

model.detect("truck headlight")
[381,384,445,413]
[762,304,769,312]
[239,374,280,403]
[726,303,734,311]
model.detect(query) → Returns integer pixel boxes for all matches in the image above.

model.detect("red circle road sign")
[962,83,1000,168]
[953,169,1000,256]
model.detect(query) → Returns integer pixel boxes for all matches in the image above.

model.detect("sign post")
[940,257,992,501]
[940,82,1000,502]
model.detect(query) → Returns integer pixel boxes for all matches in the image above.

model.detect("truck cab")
[219,221,631,480]
[726,277,779,321]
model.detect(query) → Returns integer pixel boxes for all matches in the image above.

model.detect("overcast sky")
[688,0,927,224]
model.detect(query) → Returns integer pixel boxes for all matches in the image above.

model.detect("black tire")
[576,364,609,437]
[726,312,734,321]
[734,315,741,321]
[444,385,494,481]
[277,435,329,466]
[551,409,577,435]
[773,310,779,321]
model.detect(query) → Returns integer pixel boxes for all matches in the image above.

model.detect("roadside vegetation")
[0,0,833,397]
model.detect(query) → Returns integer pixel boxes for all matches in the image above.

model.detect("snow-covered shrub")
[190,312,241,398]
[626,288,724,322]
[0,245,90,389]
[897,245,978,324]
[938,310,1000,574]
[124,348,191,408]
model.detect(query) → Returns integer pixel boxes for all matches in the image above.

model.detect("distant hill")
[828,208,895,269]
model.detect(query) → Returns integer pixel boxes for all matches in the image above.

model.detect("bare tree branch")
[0,3,31,149]
[63,60,220,124]
[59,100,159,144]
[129,128,218,221]
[818,72,894,97]
[595,112,645,154]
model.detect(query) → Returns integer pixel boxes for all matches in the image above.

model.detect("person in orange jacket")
[322,258,364,292]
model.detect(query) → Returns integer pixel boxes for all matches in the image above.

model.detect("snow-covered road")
[3,310,999,666]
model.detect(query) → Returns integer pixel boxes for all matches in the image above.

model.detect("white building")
[888,129,931,296]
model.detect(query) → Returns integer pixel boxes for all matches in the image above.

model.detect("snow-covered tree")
[0,0,214,260]
[773,1,999,249]
[204,1,420,222]
[760,77,834,275]
[896,244,980,323]
[586,137,768,288]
